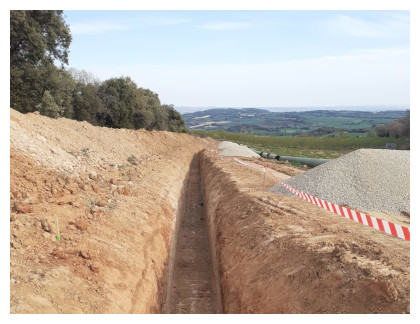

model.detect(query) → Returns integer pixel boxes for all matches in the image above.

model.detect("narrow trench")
[164,154,221,314]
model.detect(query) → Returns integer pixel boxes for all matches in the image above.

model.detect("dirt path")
[166,155,219,314]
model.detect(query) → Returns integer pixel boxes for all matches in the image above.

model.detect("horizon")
[177,104,410,114]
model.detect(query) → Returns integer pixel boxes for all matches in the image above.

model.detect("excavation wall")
[163,153,221,313]
[200,151,410,314]
[10,109,209,313]
[10,109,410,314]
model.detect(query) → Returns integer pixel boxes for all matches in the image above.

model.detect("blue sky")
[63,10,410,111]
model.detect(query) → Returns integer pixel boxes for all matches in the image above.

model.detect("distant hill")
[182,108,406,137]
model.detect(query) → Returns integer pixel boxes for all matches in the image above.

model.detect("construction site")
[10,108,410,314]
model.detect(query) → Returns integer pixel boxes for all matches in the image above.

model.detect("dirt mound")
[10,109,210,313]
[10,109,410,314]
[270,149,410,216]
[201,151,410,313]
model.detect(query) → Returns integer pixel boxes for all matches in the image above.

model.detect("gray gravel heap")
[269,149,410,216]
[218,141,239,149]
[219,145,261,158]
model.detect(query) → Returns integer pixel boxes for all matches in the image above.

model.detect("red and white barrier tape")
[231,157,410,241]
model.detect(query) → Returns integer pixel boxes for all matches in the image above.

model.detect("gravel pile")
[218,141,260,158]
[218,141,239,149]
[269,149,410,216]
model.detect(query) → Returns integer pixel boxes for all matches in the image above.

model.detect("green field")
[183,108,407,137]
[192,129,409,160]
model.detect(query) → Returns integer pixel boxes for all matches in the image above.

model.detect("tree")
[68,67,100,85]
[72,82,103,124]
[10,11,189,133]
[36,90,61,118]
[164,104,187,132]
[375,110,410,138]
[10,10,72,113]
[97,77,140,128]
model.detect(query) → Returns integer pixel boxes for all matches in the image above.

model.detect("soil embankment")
[10,109,210,313]
[10,109,410,314]
[200,151,410,314]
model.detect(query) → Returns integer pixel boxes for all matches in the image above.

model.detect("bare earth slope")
[201,151,409,314]
[10,109,209,313]
[10,110,409,314]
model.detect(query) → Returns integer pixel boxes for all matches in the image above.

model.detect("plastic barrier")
[231,157,410,241]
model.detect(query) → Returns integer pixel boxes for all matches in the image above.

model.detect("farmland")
[183,108,406,137]
[192,129,409,159]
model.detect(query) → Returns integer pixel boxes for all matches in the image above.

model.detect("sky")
[63,10,410,112]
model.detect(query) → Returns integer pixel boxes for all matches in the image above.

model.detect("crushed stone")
[217,141,240,150]
[269,149,410,216]
[218,142,260,158]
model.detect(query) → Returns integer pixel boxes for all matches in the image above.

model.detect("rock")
[58,195,75,205]
[53,249,67,259]
[15,203,34,214]
[97,200,107,207]
[91,206,100,213]
[122,187,129,196]
[78,182,88,190]
[79,250,91,259]
[110,178,123,186]
[89,171,97,180]
[43,232,51,239]
[74,219,88,231]
[70,201,81,208]
[332,246,345,258]
[88,262,100,273]
[41,219,52,232]
[91,183,99,193]
[65,183,79,195]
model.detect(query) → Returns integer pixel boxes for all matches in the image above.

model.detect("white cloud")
[87,47,409,107]
[198,22,254,30]
[326,13,409,38]
[70,22,129,35]
[141,17,190,26]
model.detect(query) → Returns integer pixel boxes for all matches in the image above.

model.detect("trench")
[163,153,222,314]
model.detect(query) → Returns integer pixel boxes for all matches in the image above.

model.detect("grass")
[192,129,409,159]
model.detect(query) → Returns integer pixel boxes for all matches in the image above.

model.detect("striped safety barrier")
[231,157,410,241]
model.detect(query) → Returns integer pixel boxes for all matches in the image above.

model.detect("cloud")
[323,47,409,61]
[89,47,409,107]
[70,22,129,35]
[141,17,190,26]
[198,22,254,31]
[326,13,409,38]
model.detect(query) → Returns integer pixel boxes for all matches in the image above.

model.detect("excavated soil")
[201,152,410,313]
[10,109,410,314]
[10,109,209,313]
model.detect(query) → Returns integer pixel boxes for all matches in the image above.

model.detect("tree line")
[10,10,187,133]
[375,110,410,139]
